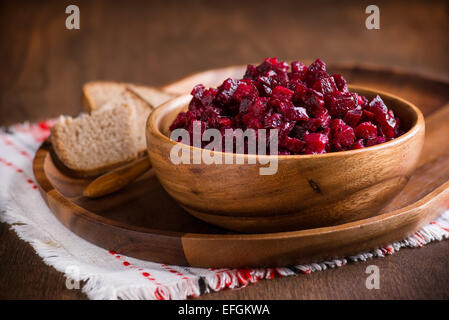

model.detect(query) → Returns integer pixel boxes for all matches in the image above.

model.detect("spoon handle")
[83,156,152,198]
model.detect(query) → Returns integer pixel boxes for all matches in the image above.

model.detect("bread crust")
[49,145,134,178]
[54,82,173,178]
[50,103,138,178]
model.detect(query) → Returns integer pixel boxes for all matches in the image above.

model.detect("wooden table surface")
[1,0,448,299]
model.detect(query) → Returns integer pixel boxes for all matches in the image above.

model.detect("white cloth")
[1,120,448,300]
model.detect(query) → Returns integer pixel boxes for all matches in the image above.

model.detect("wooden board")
[33,65,449,268]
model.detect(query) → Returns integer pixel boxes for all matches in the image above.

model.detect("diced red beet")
[271,86,294,102]
[200,88,217,107]
[245,117,264,130]
[256,58,278,74]
[306,59,328,87]
[292,81,309,102]
[169,57,402,155]
[169,112,187,131]
[305,107,331,131]
[303,133,329,154]
[264,113,283,128]
[326,91,357,117]
[282,136,305,153]
[217,117,232,128]
[202,105,221,120]
[279,101,309,121]
[215,78,239,106]
[243,64,258,80]
[331,119,355,150]
[248,97,269,117]
[380,109,397,138]
[289,123,309,140]
[332,74,348,92]
[358,95,368,108]
[365,138,377,147]
[362,109,375,121]
[233,81,254,103]
[351,139,365,149]
[191,84,205,100]
[270,86,294,109]
[278,121,296,138]
[313,76,338,95]
[286,78,304,91]
[344,107,363,127]
[368,95,389,124]
[354,122,378,140]
[302,90,325,109]
[376,136,387,144]
[290,61,308,80]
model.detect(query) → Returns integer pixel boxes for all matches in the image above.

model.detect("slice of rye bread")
[82,81,175,154]
[51,102,138,178]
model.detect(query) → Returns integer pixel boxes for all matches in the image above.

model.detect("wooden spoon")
[83,156,151,198]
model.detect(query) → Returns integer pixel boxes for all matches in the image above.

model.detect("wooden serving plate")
[33,65,449,268]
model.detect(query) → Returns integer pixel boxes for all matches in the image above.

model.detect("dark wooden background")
[1,0,448,299]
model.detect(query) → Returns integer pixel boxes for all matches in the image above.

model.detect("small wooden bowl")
[146,86,425,233]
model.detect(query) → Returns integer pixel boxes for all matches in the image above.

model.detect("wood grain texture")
[34,142,189,266]
[32,67,445,269]
[83,156,152,198]
[149,83,424,233]
[1,0,449,299]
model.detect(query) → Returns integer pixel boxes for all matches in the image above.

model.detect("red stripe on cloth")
[1,136,33,161]
[0,157,38,190]
[266,268,275,279]
[154,288,169,300]
[160,263,192,280]
[12,120,56,143]
[430,221,449,232]
[107,250,163,286]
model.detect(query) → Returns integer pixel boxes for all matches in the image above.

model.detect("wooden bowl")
[146,86,425,233]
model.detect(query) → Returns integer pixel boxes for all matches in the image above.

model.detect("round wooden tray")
[33,65,449,268]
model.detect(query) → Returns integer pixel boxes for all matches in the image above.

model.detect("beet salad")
[169,58,403,155]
